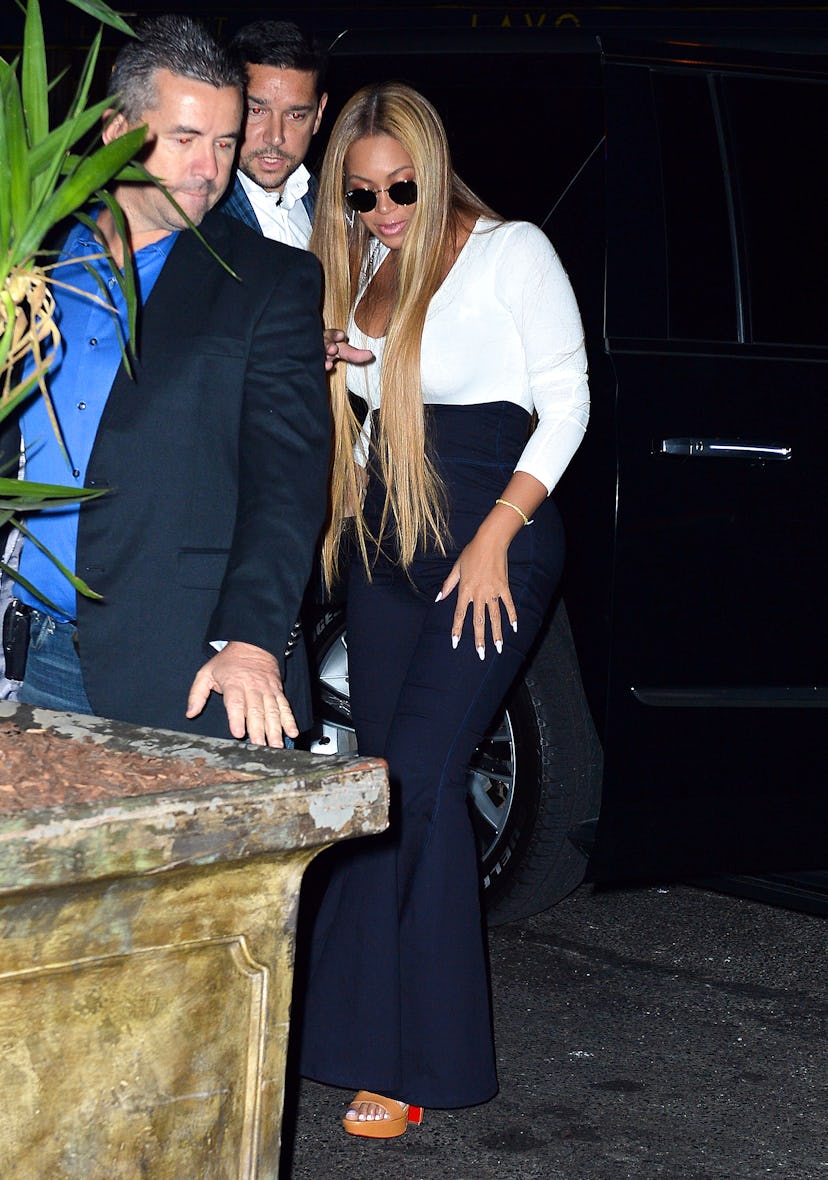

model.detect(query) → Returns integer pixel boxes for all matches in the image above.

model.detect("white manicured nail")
[511,620,518,632]
[477,646,485,660]
[435,591,443,602]
[451,634,459,650]
[495,639,503,654]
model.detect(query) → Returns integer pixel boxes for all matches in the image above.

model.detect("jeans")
[18,610,94,715]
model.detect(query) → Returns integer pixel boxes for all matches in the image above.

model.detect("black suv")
[306,29,827,922]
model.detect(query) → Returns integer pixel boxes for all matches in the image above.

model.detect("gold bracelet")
[496,498,533,527]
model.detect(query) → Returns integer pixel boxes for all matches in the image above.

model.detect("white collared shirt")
[347,218,589,494]
[238,165,313,249]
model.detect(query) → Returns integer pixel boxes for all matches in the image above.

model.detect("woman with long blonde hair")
[299,82,590,1138]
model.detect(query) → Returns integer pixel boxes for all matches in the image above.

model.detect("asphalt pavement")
[280,882,827,1180]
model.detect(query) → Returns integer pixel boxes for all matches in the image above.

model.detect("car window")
[652,72,737,342]
[722,74,828,347]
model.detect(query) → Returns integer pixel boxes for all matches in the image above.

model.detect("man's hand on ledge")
[186,640,298,747]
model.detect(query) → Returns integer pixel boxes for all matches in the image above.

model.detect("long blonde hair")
[311,82,500,588]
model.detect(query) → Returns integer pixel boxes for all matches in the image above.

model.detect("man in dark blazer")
[216,19,372,379]
[3,16,330,746]
[217,20,327,248]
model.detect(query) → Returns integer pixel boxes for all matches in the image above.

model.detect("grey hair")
[108,15,245,122]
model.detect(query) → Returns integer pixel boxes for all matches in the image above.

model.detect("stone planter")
[0,701,388,1179]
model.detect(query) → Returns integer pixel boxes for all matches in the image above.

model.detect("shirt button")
[89,337,98,347]
[72,469,80,478]
[77,401,87,410]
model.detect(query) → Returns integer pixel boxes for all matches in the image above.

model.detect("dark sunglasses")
[344,180,418,213]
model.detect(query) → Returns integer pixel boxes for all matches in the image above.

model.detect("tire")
[306,599,602,925]
[480,599,603,925]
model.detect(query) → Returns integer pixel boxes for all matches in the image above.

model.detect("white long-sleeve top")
[346,217,589,493]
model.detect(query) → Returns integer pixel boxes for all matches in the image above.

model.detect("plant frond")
[113,161,242,281]
[28,96,110,202]
[65,0,135,38]
[21,0,48,148]
[0,60,30,239]
[66,25,103,120]
[93,191,137,370]
[0,556,65,615]
[14,515,104,599]
[0,475,105,509]
[16,125,147,262]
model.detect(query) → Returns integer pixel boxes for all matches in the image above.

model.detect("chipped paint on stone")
[307,795,358,833]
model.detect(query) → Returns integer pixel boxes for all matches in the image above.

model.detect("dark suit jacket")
[63,209,330,737]
[217,172,318,234]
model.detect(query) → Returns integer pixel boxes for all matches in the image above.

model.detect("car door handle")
[658,438,792,460]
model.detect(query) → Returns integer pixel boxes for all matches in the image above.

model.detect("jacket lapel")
[100,211,236,420]
[216,176,262,234]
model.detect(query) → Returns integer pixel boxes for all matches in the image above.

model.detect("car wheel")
[307,599,602,925]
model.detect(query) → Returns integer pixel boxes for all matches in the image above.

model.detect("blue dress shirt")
[16,219,178,620]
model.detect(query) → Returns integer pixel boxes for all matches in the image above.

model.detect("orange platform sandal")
[342,1090,425,1139]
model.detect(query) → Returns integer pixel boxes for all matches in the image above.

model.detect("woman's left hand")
[437,532,517,659]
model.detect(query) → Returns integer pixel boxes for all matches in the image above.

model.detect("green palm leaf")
[0,474,105,510]
[0,66,11,257]
[27,99,109,180]
[28,33,106,209]
[86,193,138,364]
[0,62,30,240]
[0,563,66,617]
[16,126,147,262]
[63,0,134,38]
[21,0,48,148]
[12,516,105,600]
[0,558,101,613]
[65,25,104,120]
[0,361,48,421]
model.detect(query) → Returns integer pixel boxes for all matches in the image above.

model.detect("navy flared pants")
[299,403,564,1108]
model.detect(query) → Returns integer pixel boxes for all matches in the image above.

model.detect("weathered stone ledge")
[0,701,388,895]
[0,701,389,1176]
